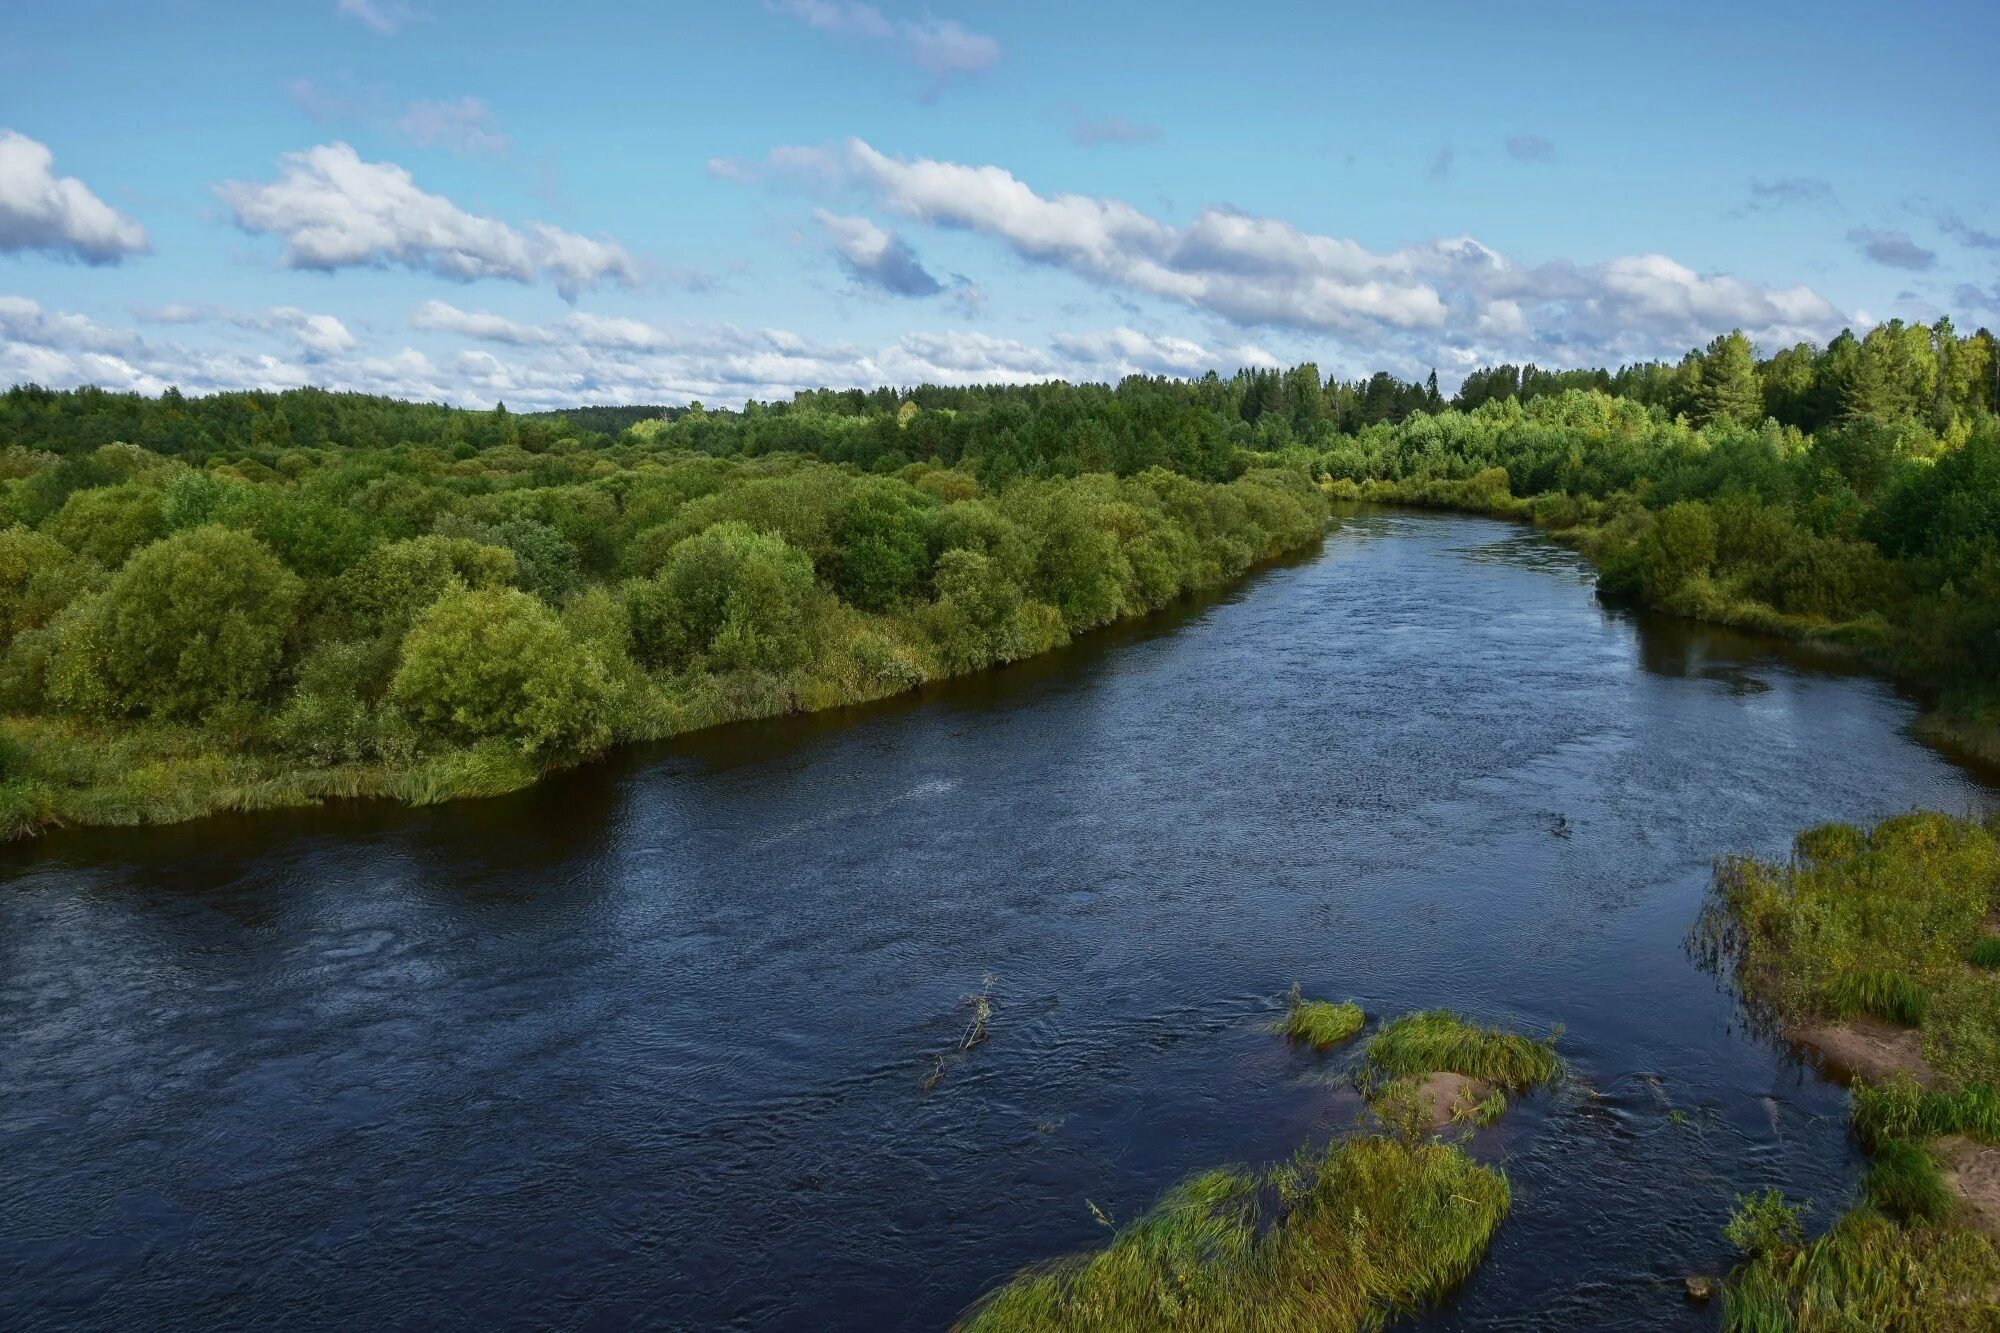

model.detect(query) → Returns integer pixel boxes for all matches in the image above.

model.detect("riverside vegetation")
[1314,320,2000,765]
[955,1009,1558,1331]
[0,385,1328,838]
[1699,811,2000,1327]
[4,313,1997,835]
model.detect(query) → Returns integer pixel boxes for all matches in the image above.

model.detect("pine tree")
[1697,331,1763,426]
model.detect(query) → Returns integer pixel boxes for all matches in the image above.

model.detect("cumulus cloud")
[770,1,999,97]
[1504,134,1555,162]
[411,298,556,345]
[723,137,1849,369]
[400,301,1281,404]
[1070,114,1161,148]
[336,0,422,35]
[0,131,149,264]
[1848,227,1937,271]
[132,301,357,358]
[814,209,942,296]
[216,143,637,298]
[1,295,445,399]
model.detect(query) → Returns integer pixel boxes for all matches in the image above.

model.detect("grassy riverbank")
[1698,812,2000,1325]
[1318,385,2000,768]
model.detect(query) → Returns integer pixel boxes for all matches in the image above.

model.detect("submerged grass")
[1364,1010,1562,1090]
[1279,988,1364,1050]
[956,1135,1509,1332]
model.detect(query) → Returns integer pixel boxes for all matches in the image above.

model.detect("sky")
[3,0,1998,410]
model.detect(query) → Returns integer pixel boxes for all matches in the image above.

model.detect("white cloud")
[0,131,149,264]
[261,307,357,357]
[5,293,1290,409]
[727,137,1849,369]
[131,301,357,359]
[411,298,555,345]
[2,293,451,399]
[216,143,638,299]
[770,1,999,97]
[813,209,942,296]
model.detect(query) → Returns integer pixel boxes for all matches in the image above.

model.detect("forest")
[2,313,1997,837]
[0,386,1328,838]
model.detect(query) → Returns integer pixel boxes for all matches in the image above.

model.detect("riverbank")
[1697,811,2000,1323]
[1328,477,2000,771]
[0,463,1330,843]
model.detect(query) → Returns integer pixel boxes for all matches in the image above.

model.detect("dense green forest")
[2,312,1997,837]
[0,385,1328,837]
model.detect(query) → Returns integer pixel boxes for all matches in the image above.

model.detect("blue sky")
[3,0,1997,408]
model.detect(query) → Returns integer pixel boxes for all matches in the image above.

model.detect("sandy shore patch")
[1790,1017,1936,1088]
[1936,1136,2000,1239]
[1408,1072,1496,1130]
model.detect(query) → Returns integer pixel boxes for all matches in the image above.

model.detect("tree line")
[3,310,1998,832]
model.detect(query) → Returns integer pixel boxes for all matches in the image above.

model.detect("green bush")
[92,526,302,720]
[624,521,819,673]
[40,481,168,567]
[390,587,615,755]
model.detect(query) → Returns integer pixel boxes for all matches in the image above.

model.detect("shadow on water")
[0,507,1994,1332]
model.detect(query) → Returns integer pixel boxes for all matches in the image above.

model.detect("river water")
[2,508,1993,1330]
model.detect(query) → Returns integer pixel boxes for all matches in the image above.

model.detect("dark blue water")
[2,509,1992,1330]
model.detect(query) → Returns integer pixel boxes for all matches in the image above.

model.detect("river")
[2,507,1992,1330]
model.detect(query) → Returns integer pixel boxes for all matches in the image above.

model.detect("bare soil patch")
[1790,1017,1936,1088]
[1936,1136,2000,1239]
[1410,1072,1494,1130]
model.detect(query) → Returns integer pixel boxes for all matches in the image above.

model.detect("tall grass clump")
[1852,1076,2000,1150]
[1363,1010,1562,1090]
[956,1135,1509,1332]
[1279,987,1364,1050]
[1699,811,2000,1088]
[1861,1140,1956,1224]
[1720,1193,2000,1331]
[1970,936,2000,970]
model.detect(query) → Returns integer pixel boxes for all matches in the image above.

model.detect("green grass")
[1824,970,1932,1027]
[1861,1140,1956,1224]
[1279,993,1365,1050]
[1720,1199,2000,1331]
[1707,812,2000,1327]
[1852,1076,2000,1150]
[956,1135,1510,1332]
[1970,936,2000,970]
[1363,1010,1562,1090]
[1699,811,2000,1089]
